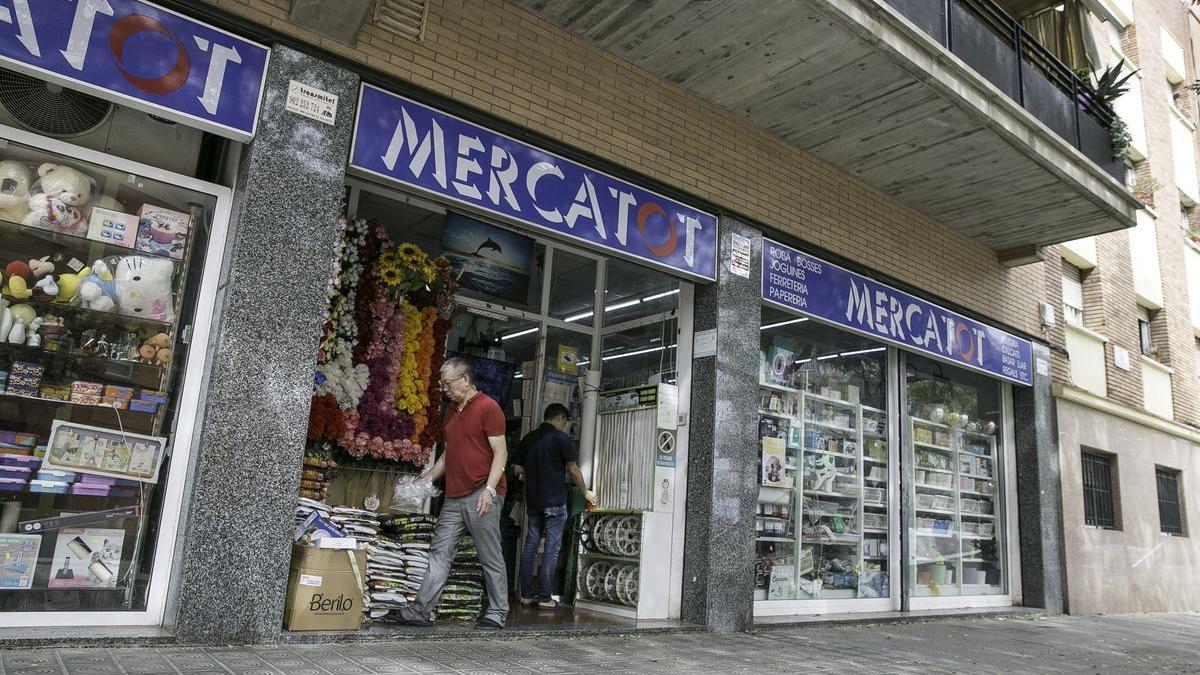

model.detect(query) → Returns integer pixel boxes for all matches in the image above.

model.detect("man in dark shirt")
[513,403,596,608]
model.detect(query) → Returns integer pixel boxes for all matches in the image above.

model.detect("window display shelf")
[914,441,952,453]
[863,501,886,509]
[758,409,798,421]
[0,343,164,390]
[915,506,956,516]
[804,447,856,460]
[961,533,993,541]
[757,536,795,543]
[960,489,993,497]
[961,472,994,480]
[0,217,179,265]
[862,404,885,414]
[864,457,888,465]
[0,391,157,416]
[863,527,887,534]
[802,535,860,545]
[802,391,857,408]
[758,380,798,394]
[915,483,954,493]
[14,298,174,332]
[911,416,949,429]
[960,513,995,520]
[959,450,994,459]
[862,431,886,438]
[915,465,953,475]
[806,489,858,499]
[804,418,856,433]
[916,531,954,538]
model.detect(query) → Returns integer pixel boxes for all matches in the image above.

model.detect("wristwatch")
[485,485,498,499]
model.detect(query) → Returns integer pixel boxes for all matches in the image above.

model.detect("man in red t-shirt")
[397,356,509,629]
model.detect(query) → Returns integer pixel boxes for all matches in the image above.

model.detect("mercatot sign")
[349,84,718,281]
[762,238,1033,386]
[0,0,270,141]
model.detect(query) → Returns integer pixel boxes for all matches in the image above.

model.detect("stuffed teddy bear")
[113,256,174,323]
[22,163,94,236]
[2,261,32,299]
[0,160,31,223]
[139,332,172,366]
[78,259,117,312]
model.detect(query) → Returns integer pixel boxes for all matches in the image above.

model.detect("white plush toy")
[114,256,174,323]
[0,160,32,223]
[78,259,118,312]
[22,163,94,236]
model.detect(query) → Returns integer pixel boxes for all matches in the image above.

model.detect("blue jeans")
[520,503,568,602]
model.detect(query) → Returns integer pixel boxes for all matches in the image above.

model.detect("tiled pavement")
[2,612,1199,674]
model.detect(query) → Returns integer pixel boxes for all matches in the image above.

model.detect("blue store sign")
[762,238,1033,385]
[0,0,269,141]
[350,84,718,281]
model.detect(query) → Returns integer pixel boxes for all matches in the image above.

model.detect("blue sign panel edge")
[0,1,270,142]
[760,237,1034,386]
[348,82,719,282]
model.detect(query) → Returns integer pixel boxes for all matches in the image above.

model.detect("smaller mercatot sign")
[760,238,1033,385]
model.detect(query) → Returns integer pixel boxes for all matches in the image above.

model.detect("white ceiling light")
[761,317,809,330]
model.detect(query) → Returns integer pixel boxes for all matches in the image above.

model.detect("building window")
[1137,306,1156,358]
[1062,262,1085,328]
[1082,451,1117,529]
[1156,468,1184,536]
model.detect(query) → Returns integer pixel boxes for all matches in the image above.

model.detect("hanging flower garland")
[307,218,459,470]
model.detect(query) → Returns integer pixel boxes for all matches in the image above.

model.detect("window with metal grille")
[1082,451,1116,528]
[1156,468,1184,535]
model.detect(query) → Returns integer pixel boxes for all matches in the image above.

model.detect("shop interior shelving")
[908,416,1000,597]
[755,377,888,601]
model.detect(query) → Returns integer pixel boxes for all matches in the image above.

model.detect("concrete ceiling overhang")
[509,0,1140,261]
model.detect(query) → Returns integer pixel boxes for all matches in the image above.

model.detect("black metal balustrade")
[884,0,1125,182]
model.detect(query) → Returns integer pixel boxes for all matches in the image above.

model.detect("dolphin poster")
[441,212,534,305]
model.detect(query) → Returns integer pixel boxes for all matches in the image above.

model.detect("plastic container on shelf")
[28,479,69,494]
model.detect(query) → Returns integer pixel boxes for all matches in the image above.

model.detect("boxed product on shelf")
[128,399,158,413]
[976,522,995,537]
[0,477,26,492]
[0,466,31,481]
[865,438,886,459]
[913,427,933,444]
[35,470,75,483]
[70,380,104,405]
[137,390,168,405]
[7,361,44,396]
[135,205,191,260]
[0,454,40,468]
[0,431,38,448]
[103,385,134,400]
[863,486,885,503]
[39,384,71,401]
[29,479,69,494]
[863,512,887,529]
[87,207,139,248]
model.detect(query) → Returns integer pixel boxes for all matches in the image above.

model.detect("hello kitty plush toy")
[113,256,174,323]
[0,160,32,223]
[22,163,94,236]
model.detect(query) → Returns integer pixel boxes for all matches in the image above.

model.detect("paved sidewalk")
[2,612,1199,674]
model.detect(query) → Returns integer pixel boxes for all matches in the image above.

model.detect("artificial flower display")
[307,219,458,469]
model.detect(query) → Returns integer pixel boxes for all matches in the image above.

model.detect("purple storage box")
[70,484,112,497]
[128,400,158,413]
[0,477,27,492]
[28,479,68,494]
[0,466,31,481]
[0,454,40,469]
[76,474,118,486]
[35,470,76,482]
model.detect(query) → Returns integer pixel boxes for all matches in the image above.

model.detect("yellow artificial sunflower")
[397,242,425,266]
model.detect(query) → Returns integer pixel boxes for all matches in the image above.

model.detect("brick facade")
[205,0,1046,337]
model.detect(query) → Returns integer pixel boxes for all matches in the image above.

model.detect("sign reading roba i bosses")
[350,84,718,281]
[762,238,1033,386]
[0,0,270,141]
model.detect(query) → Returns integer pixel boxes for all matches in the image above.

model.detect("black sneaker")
[474,617,504,630]
[397,616,433,627]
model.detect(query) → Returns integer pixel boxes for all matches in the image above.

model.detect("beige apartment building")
[1048,0,1200,615]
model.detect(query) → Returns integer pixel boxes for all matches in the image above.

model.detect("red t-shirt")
[443,392,507,498]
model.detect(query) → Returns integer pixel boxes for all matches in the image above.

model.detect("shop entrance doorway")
[325,179,694,630]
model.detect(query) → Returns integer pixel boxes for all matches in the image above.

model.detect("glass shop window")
[905,355,1006,597]
[755,306,890,602]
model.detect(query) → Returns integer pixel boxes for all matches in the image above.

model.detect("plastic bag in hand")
[391,474,441,512]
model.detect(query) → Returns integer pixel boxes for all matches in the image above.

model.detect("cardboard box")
[283,545,366,631]
[87,207,139,248]
[103,386,134,400]
[135,205,191,260]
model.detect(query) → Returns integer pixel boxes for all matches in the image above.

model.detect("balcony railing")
[884,0,1125,182]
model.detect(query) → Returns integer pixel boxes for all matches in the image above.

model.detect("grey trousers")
[402,487,509,625]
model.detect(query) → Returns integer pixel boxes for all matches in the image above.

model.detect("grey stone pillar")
[682,218,762,632]
[1012,342,1066,613]
[165,46,359,643]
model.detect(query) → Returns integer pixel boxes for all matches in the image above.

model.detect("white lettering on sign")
[285,80,338,125]
[843,277,987,367]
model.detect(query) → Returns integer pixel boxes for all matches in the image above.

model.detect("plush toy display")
[6,304,35,344]
[0,160,32,223]
[78,259,117,312]
[2,261,32,299]
[28,256,56,301]
[114,256,174,323]
[139,332,172,366]
[22,163,94,236]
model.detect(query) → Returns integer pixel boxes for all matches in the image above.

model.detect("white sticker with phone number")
[299,574,323,587]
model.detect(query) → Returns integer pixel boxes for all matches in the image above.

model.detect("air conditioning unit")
[0,67,204,177]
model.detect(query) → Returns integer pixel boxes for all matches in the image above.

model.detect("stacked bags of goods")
[436,535,483,621]
[368,513,434,621]
[299,452,337,501]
